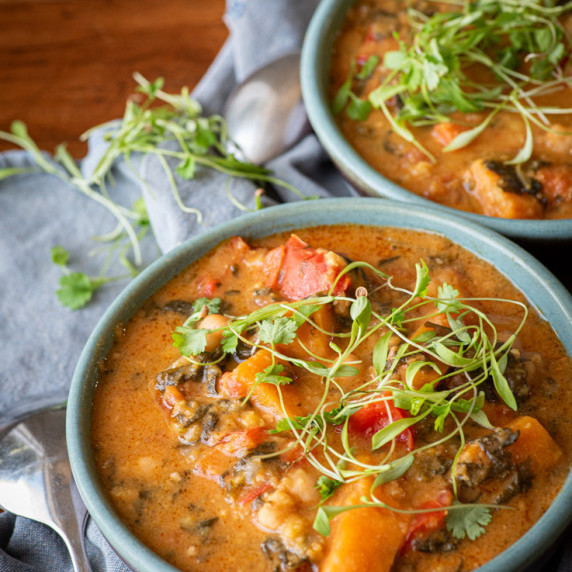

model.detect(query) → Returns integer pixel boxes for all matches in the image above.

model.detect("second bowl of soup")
[301,0,572,241]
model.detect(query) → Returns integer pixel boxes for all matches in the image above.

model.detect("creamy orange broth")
[329,0,572,219]
[91,225,572,572]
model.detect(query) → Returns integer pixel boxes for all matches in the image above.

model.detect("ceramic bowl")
[300,0,572,243]
[67,198,572,572]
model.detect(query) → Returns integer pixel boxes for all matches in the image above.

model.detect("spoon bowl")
[224,52,309,164]
[0,402,91,572]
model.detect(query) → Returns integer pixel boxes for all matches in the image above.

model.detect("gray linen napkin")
[0,1,570,572]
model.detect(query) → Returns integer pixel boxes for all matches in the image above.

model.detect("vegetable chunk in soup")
[329,0,572,219]
[91,226,572,572]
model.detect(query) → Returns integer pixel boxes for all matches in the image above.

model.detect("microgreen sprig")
[0,74,307,309]
[334,0,572,163]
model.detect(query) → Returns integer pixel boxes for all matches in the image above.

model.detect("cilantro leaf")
[446,503,492,540]
[172,326,208,356]
[221,330,239,354]
[259,317,298,346]
[414,261,431,297]
[193,297,221,314]
[436,283,463,313]
[183,297,222,325]
[56,273,102,310]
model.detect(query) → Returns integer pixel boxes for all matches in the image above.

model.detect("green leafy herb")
[360,0,572,161]
[346,95,373,121]
[259,317,299,346]
[371,455,415,487]
[356,55,380,80]
[172,326,208,356]
[51,246,69,267]
[194,297,221,314]
[333,61,374,121]
[0,74,308,309]
[56,272,105,310]
[182,297,222,325]
[413,261,431,297]
[435,283,463,314]
[315,476,343,502]
[51,245,129,310]
[446,503,493,540]
[313,505,363,536]
[372,415,423,450]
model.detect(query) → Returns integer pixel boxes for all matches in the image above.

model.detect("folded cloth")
[0,2,570,572]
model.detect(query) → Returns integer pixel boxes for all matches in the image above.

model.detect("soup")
[329,0,572,219]
[91,225,572,571]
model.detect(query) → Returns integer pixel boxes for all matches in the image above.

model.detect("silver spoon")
[224,52,310,164]
[0,401,91,572]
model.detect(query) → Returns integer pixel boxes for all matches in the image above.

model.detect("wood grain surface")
[0,0,227,157]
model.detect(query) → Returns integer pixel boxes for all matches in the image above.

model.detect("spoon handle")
[57,479,91,572]
[47,458,92,572]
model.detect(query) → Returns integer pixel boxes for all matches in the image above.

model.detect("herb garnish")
[334,0,572,162]
[0,74,305,309]
[174,257,529,540]
[446,502,494,541]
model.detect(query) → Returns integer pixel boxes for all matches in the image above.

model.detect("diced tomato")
[218,427,267,456]
[263,244,285,290]
[401,490,452,553]
[238,482,273,505]
[348,391,414,450]
[198,277,219,297]
[482,402,517,427]
[263,235,350,301]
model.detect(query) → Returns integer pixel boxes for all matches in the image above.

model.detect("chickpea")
[198,314,229,352]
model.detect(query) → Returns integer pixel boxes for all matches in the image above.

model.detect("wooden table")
[0,0,227,157]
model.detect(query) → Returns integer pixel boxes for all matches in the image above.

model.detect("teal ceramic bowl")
[300,0,572,243]
[67,198,572,572]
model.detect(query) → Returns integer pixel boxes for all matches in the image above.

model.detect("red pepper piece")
[263,234,350,301]
[401,490,453,553]
[238,482,273,505]
[348,391,414,450]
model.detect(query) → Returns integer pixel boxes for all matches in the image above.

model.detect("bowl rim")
[67,197,572,572]
[300,0,572,241]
